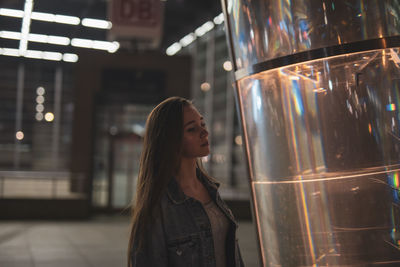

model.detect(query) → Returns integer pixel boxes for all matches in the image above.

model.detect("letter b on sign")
[118,0,154,24]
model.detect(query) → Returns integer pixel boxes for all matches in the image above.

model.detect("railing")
[0,171,86,199]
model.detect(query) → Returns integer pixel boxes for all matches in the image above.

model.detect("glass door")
[92,104,152,210]
[108,133,142,209]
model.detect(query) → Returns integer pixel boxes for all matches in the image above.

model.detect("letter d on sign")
[121,0,135,19]
[109,0,162,40]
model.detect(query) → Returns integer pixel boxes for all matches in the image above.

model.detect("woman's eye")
[187,128,195,132]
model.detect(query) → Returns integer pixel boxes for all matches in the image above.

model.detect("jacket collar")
[166,168,220,204]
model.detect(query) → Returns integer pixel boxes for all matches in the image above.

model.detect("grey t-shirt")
[203,200,230,267]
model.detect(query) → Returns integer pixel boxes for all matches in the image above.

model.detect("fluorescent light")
[2,48,20,57]
[213,13,224,25]
[82,18,112,29]
[108,41,119,53]
[166,42,182,56]
[19,0,34,55]
[0,31,21,40]
[48,35,70,45]
[71,38,93,48]
[23,50,62,61]
[42,51,62,61]
[0,31,114,52]
[0,8,24,18]
[91,40,119,53]
[32,12,80,25]
[195,21,214,37]
[25,50,42,59]
[28,33,47,43]
[63,53,78,62]
[0,47,78,62]
[31,11,55,22]
[92,40,114,50]
[179,33,196,47]
[54,14,80,25]
[71,38,119,53]
[2,9,81,26]
[1,32,70,46]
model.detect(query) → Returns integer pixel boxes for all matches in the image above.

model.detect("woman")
[128,96,244,267]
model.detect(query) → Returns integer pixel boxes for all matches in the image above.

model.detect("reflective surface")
[226,0,400,70]
[92,104,150,209]
[238,49,400,265]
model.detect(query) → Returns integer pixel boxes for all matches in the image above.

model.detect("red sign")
[108,0,164,41]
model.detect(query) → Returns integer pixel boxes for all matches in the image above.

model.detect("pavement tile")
[0,216,260,267]
[0,260,34,267]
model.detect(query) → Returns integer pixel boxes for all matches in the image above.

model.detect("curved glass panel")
[226,0,400,70]
[237,48,400,265]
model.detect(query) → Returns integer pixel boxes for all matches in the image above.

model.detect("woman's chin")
[200,149,210,157]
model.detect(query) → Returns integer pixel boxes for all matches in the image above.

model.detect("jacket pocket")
[167,235,200,267]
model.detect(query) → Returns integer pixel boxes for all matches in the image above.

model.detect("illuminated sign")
[109,0,164,43]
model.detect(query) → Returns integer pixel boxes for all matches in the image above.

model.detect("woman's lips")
[201,141,209,147]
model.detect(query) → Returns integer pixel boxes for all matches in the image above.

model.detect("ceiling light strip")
[30,11,54,22]
[0,30,21,40]
[0,8,112,28]
[166,42,182,56]
[54,14,80,25]
[81,18,112,29]
[0,30,70,45]
[0,47,79,62]
[19,0,34,56]
[0,8,24,18]
[30,12,80,24]
[166,13,224,56]
[213,13,224,25]
[180,33,196,47]
[71,38,119,53]
[0,31,121,52]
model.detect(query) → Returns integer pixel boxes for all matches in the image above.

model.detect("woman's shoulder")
[164,177,188,204]
[196,168,220,189]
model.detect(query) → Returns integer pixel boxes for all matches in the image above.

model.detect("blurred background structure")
[0,0,250,217]
[0,0,258,266]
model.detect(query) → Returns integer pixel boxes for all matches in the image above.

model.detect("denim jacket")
[130,170,245,267]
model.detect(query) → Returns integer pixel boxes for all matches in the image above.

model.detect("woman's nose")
[200,127,208,138]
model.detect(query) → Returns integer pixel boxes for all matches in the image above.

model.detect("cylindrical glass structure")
[221,0,400,266]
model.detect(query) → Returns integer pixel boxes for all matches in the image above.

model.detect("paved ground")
[0,216,260,267]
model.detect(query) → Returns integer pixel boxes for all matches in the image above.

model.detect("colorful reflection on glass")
[238,48,400,266]
[389,171,400,248]
[227,0,400,69]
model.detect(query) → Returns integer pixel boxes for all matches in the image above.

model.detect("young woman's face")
[182,105,209,158]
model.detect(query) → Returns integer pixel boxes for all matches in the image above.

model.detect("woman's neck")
[176,157,198,188]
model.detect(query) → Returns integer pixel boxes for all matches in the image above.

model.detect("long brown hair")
[127,96,192,266]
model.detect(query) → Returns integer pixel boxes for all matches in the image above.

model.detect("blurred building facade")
[0,48,192,218]
[0,0,251,219]
[175,22,249,201]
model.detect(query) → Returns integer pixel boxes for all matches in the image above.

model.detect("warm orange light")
[201,82,211,92]
[35,113,43,121]
[36,86,45,95]
[16,131,24,140]
[223,61,232,71]
[45,112,54,122]
[235,135,242,145]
